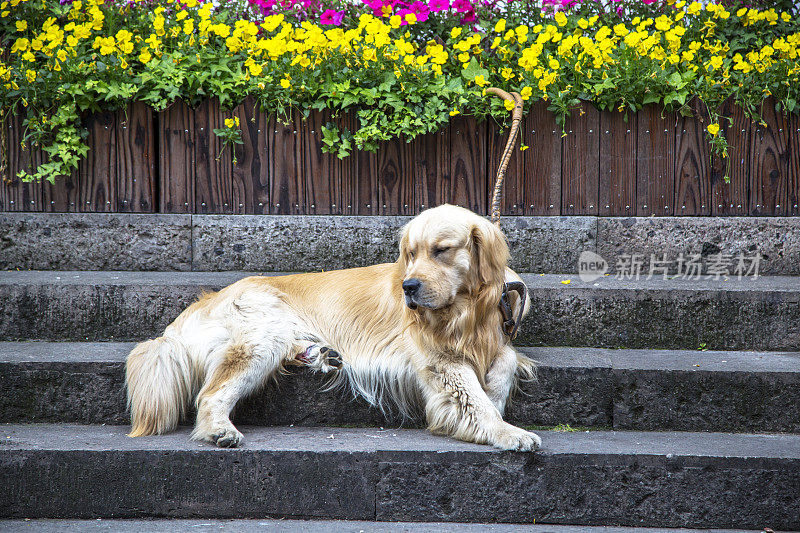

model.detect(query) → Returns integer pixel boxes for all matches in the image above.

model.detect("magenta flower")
[453,0,472,13]
[428,0,449,12]
[320,8,345,24]
[460,9,476,22]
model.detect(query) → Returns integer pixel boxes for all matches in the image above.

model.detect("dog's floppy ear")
[397,222,411,268]
[469,219,510,287]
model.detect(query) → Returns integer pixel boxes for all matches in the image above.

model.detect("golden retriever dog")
[126,204,540,451]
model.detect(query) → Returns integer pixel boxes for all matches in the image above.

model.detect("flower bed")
[0,0,798,186]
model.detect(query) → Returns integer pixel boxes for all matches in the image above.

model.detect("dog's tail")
[126,336,195,437]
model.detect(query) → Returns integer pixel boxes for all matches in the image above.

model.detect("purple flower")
[460,8,476,22]
[320,8,345,24]
[429,0,449,12]
[453,0,472,13]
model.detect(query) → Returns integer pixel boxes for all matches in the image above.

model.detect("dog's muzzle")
[403,278,422,309]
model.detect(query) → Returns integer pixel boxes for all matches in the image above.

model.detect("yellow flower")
[451,27,462,39]
[15,19,26,31]
[561,279,571,285]
[389,15,401,28]
[554,12,567,27]
[249,62,263,76]
[280,78,291,89]
[520,86,532,100]
[405,13,417,24]
[577,18,588,30]
[225,118,235,128]
[707,123,720,136]
[56,49,67,62]
[494,19,506,33]
[474,74,489,87]
[449,108,460,116]
[504,99,514,111]
[235,116,240,127]
[139,49,152,63]
[26,69,36,82]
[549,58,560,69]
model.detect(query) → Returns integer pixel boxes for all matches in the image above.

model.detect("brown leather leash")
[485,88,527,339]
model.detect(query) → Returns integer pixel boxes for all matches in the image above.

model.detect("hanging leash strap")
[485,88,527,338]
[485,87,524,226]
[499,281,527,339]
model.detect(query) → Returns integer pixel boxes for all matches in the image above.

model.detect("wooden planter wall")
[1,97,798,216]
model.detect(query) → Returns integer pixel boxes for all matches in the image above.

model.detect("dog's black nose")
[402,278,422,296]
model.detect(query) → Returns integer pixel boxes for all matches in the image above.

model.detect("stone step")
[1,271,799,351]
[0,518,763,533]
[2,343,798,433]
[2,213,798,276]
[1,424,798,529]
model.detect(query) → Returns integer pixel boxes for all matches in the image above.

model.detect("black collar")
[499,281,526,339]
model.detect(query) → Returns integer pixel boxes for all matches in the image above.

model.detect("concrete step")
[1,424,798,529]
[2,212,799,276]
[1,271,799,351]
[2,343,799,433]
[0,518,764,533]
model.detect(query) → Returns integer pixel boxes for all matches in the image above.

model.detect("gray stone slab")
[0,519,763,533]
[0,213,192,271]
[518,273,800,351]
[2,272,800,352]
[191,215,595,273]
[597,216,800,276]
[0,424,798,529]
[1,343,797,433]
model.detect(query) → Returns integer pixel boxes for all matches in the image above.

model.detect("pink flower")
[460,8,476,22]
[642,0,657,3]
[428,0,449,12]
[453,0,472,12]
[410,0,430,15]
[320,8,345,24]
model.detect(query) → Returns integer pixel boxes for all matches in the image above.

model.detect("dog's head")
[397,204,510,311]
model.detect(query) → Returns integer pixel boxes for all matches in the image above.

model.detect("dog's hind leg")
[192,341,283,448]
[290,342,343,373]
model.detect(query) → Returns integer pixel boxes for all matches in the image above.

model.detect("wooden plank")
[377,134,413,215]
[413,126,448,213]
[487,118,522,215]
[117,102,155,212]
[1,109,42,211]
[599,109,637,216]
[303,109,341,214]
[195,99,233,214]
[339,113,376,215]
[158,99,194,213]
[448,116,486,214]
[269,110,303,214]
[562,102,599,215]
[674,100,712,216]
[711,99,750,216]
[790,113,800,216]
[77,110,116,212]
[232,97,268,214]
[523,101,561,215]
[636,104,675,216]
[748,99,788,216]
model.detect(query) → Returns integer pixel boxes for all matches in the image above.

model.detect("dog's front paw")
[296,344,342,373]
[492,424,541,452]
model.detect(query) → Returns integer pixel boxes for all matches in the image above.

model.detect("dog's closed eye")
[433,246,451,257]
